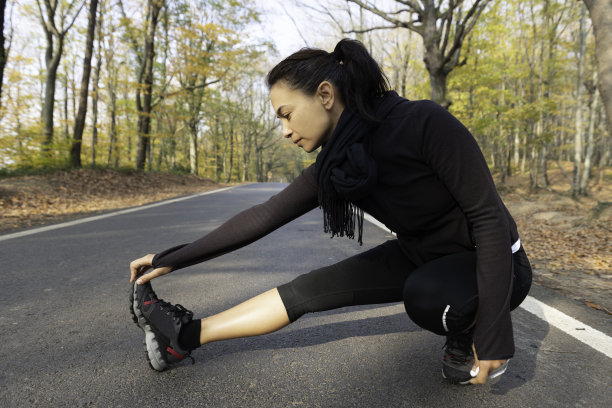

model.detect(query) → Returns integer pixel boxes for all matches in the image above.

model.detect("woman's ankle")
[178,318,202,350]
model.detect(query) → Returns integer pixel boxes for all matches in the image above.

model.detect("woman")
[130,39,532,385]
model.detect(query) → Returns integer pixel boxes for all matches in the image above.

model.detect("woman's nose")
[282,124,292,138]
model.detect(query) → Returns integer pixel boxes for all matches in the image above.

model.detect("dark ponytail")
[266,38,389,121]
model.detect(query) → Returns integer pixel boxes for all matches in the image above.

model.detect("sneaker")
[441,330,475,384]
[441,330,510,384]
[130,280,195,371]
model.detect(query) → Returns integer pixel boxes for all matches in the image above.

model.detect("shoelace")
[144,290,194,321]
[160,301,194,320]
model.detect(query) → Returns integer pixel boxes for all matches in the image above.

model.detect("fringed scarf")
[314,107,378,245]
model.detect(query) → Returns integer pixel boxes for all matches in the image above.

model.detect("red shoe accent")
[144,299,159,306]
[166,347,184,360]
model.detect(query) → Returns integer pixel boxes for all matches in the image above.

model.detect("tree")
[70,0,99,167]
[36,0,84,155]
[345,0,493,108]
[0,0,13,108]
[573,2,587,196]
[583,0,612,134]
[101,2,121,167]
[166,0,259,175]
[120,0,165,170]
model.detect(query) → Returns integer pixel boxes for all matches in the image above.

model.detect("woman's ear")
[316,81,336,110]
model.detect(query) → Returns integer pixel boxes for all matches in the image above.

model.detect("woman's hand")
[469,343,508,385]
[129,254,173,284]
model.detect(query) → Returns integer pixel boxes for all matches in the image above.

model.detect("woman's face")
[270,81,343,153]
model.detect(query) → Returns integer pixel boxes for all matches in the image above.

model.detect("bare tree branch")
[160,78,223,101]
[344,25,402,34]
[118,0,142,63]
[444,0,491,68]
[306,2,348,35]
[346,0,423,34]
[440,1,457,54]
[280,3,309,48]
[61,0,85,37]
[395,0,423,13]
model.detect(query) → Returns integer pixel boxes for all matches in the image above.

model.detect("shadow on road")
[201,311,420,360]
[491,303,549,394]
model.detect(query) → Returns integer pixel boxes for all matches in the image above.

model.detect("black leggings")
[277,240,532,336]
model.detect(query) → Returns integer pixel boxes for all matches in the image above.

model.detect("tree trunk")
[91,52,101,166]
[42,36,63,154]
[573,4,587,196]
[539,145,549,188]
[580,81,599,195]
[147,135,153,171]
[226,125,234,183]
[429,69,449,108]
[513,127,520,167]
[0,0,8,108]
[63,68,69,141]
[107,85,117,167]
[529,146,538,190]
[520,138,527,174]
[189,122,198,175]
[583,0,612,134]
[70,0,99,168]
[506,133,512,178]
[135,0,163,170]
[598,121,609,185]
[38,0,84,156]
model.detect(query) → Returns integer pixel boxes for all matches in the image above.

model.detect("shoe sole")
[443,359,510,385]
[130,282,168,372]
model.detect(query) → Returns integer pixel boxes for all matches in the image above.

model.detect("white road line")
[520,296,612,358]
[363,213,612,358]
[0,186,234,242]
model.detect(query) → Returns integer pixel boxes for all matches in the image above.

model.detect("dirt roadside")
[1,166,610,314]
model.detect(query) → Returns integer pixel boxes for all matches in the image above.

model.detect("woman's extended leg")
[200,240,416,344]
[199,288,290,345]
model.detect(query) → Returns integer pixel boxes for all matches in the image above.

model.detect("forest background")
[0,0,609,188]
[0,1,610,310]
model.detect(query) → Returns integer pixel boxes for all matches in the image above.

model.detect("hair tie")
[331,50,344,65]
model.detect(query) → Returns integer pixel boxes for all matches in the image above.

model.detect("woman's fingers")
[129,254,155,283]
[469,359,506,385]
[470,343,485,385]
[135,266,173,285]
[130,265,150,283]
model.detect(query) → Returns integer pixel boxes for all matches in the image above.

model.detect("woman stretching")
[129,38,532,385]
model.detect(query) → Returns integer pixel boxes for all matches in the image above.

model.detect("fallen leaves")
[503,181,611,314]
[0,168,221,232]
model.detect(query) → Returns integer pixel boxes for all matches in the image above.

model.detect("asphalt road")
[1,183,611,407]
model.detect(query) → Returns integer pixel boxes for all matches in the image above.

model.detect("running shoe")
[441,330,510,384]
[130,280,195,371]
[441,330,475,384]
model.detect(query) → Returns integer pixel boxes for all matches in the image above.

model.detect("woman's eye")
[284,113,291,120]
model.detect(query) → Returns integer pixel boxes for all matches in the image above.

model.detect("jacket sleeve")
[419,101,515,360]
[152,165,319,271]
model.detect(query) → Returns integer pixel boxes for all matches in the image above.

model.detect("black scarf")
[314,107,378,245]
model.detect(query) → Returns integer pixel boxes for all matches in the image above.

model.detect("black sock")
[178,319,202,351]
